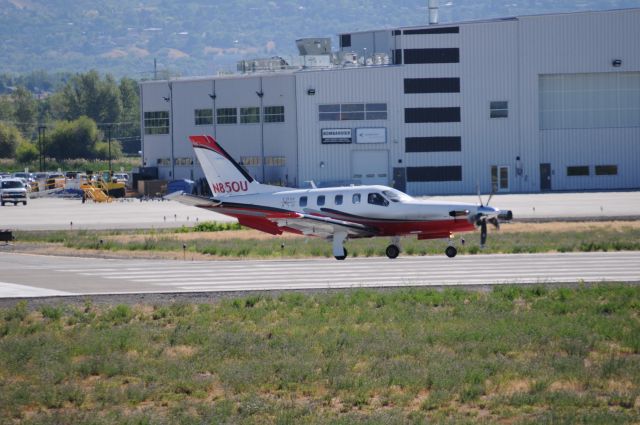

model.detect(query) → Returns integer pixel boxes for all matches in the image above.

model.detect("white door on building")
[351,150,389,186]
[491,165,510,192]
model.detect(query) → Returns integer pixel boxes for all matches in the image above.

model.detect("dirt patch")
[164,345,197,359]
[549,380,583,393]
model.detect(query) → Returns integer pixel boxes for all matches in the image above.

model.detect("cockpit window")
[382,189,412,203]
[368,192,389,207]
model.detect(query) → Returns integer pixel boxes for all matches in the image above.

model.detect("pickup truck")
[0,178,28,206]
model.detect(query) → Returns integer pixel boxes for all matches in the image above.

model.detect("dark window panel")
[393,49,402,65]
[567,166,589,176]
[405,107,461,123]
[404,48,459,64]
[404,78,460,94]
[407,166,462,182]
[340,34,351,48]
[403,26,459,35]
[393,30,401,36]
[406,137,461,152]
[595,165,618,175]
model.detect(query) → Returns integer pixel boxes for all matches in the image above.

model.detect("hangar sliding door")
[351,150,389,186]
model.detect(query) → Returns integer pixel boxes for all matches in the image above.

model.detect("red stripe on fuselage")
[198,202,475,239]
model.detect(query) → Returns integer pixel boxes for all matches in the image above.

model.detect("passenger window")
[335,194,343,205]
[317,195,325,206]
[352,193,361,204]
[299,196,307,207]
[368,192,389,206]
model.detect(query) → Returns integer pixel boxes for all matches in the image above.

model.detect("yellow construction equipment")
[80,184,112,203]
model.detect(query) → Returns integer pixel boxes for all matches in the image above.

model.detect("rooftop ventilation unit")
[296,38,332,56]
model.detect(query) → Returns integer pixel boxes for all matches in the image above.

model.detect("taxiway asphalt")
[1,251,639,300]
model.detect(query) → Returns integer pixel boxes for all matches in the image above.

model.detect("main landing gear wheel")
[385,244,400,259]
[334,248,348,261]
[445,246,457,258]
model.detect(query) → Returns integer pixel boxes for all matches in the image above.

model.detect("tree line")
[0,70,140,168]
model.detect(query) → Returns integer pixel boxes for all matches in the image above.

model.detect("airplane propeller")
[472,184,510,248]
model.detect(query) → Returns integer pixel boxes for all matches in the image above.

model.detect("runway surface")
[1,251,639,298]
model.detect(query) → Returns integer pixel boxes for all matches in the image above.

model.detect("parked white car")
[1,178,28,206]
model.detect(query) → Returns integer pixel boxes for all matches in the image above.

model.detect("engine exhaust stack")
[428,0,439,25]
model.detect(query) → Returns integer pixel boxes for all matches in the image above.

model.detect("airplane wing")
[273,213,377,238]
[164,191,221,208]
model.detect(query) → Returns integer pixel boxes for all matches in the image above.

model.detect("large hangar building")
[140,7,640,195]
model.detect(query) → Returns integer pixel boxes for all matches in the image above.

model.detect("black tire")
[334,248,348,261]
[13,202,17,206]
[445,246,457,258]
[1,202,4,206]
[385,244,400,259]
[23,201,27,206]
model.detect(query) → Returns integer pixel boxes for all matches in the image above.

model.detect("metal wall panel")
[142,8,640,195]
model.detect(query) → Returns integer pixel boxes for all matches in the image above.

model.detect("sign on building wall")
[321,128,353,144]
[356,127,387,144]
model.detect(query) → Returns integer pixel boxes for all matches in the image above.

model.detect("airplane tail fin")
[189,135,279,197]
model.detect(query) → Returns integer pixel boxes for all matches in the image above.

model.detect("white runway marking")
[1,251,639,298]
[0,282,76,298]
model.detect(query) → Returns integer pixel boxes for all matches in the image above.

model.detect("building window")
[340,34,351,48]
[403,48,459,64]
[404,78,460,94]
[393,49,403,65]
[240,156,261,166]
[319,103,387,121]
[144,111,169,135]
[352,193,361,204]
[240,107,260,124]
[217,108,237,124]
[299,196,307,207]
[335,194,343,205]
[175,157,194,166]
[567,166,589,176]
[265,156,286,167]
[406,136,461,152]
[317,195,325,206]
[341,104,365,120]
[157,158,171,166]
[595,165,618,175]
[403,26,459,35]
[264,106,285,123]
[407,166,462,182]
[405,107,461,123]
[365,103,387,120]
[194,109,213,126]
[490,101,508,118]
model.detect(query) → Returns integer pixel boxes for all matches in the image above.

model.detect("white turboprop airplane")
[167,135,513,260]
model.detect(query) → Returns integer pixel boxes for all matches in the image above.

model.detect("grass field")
[13,221,640,260]
[1,285,639,424]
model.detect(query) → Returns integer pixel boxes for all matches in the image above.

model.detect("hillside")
[0,0,636,78]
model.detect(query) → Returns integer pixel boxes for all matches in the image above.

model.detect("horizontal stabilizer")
[164,191,221,209]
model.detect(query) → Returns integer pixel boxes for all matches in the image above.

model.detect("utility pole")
[107,125,112,174]
[37,125,46,172]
